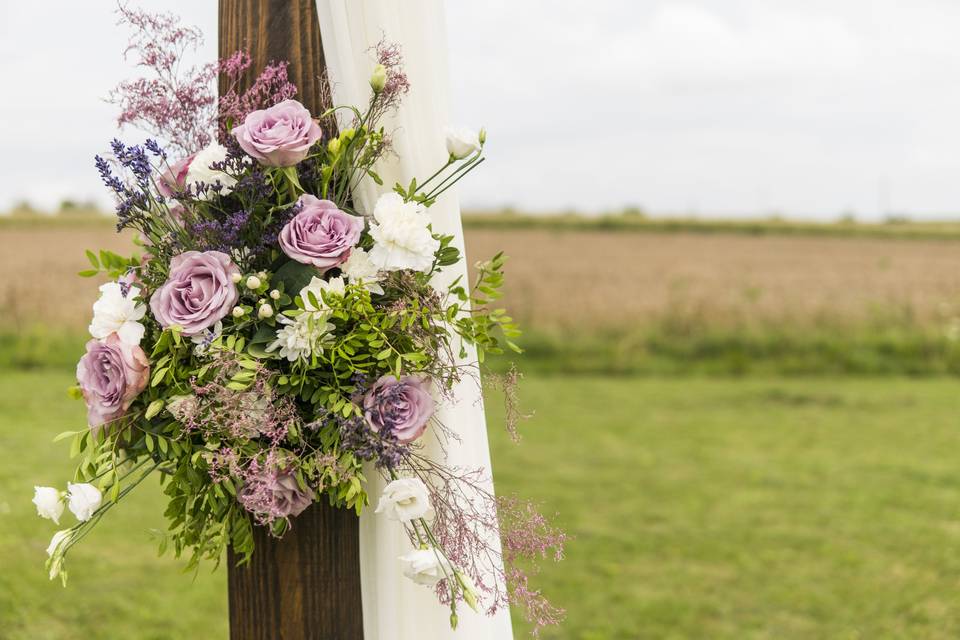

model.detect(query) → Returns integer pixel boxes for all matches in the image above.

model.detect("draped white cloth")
[315,2,514,639]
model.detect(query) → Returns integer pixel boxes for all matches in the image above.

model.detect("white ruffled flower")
[367,193,440,273]
[445,126,481,159]
[341,248,384,294]
[32,486,64,524]
[376,478,433,522]
[67,483,102,522]
[399,547,452,587]
[88,282,146,346]
[266,313,335,362]
[186,142,237,197]
[300,276,347,312]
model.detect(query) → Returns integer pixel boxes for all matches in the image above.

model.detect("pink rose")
[157,155,194,197]
[233,99,322,167]
[278,195,364,270]
[363,375,434,444]
[76,334,149,432]
[149,250,240,336]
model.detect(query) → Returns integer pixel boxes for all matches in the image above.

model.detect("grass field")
[6,369,960,639]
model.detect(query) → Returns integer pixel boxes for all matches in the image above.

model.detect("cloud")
[2,1,960,219]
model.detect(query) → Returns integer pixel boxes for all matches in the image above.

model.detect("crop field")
[6,220,960,336]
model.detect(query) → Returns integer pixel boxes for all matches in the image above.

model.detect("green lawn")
[4,371,960,639]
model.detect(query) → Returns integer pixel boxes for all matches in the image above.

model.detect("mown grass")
[5,370,960,638]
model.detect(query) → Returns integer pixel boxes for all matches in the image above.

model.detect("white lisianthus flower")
[266,313,335,362]
[340,248,384,294]
[88,282,146,345]
[444,126,481,159]
[399,547,452,587]
[67,483,102,522]
[300,276,347,312]
[32,486,64,524]
[186,142,237,197]
[367,193,440,273]
[376,478,433,522]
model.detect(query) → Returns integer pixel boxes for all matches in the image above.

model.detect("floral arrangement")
[32,7,564,634]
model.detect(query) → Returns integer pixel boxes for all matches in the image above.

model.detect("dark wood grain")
[219,0,329,115]
[227,502,364,640]
[219,2,364,638]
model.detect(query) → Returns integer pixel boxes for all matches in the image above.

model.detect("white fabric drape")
[314,2,514,639]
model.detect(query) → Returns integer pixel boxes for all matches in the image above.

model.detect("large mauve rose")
[233,99,322,167]
[278,195,364,270]
[150,250,240,336]
[76,334,149,432]
[363,375,434,444]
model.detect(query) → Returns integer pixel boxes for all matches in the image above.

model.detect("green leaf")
[78,269,99,278]
[85,250,100,268]
[273,260,317,298]
[53,430,81,443]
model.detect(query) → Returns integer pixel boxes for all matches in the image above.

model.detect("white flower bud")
[370,64,387,93]
[270,289,281,300]
[230,272,242,283]
[245,276,261,290]
[258,304,274,319]
[232,306,245,318]
[444,126,481,160]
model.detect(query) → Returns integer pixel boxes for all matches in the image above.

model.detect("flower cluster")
[37,10,560,636]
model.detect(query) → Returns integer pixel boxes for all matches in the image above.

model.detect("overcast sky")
[3,1,960,220]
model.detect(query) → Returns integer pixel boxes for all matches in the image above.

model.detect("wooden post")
[219,2,364,638]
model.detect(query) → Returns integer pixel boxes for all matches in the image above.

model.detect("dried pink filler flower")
[218,51,298,141]
[109,5,218,156]
[108,6,298,156]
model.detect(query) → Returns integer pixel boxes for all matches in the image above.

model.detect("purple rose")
[278,195,364,270]
[233,99,322,167]
[363,375,434,444]
[239,466,314,522]
[76,334,150,432]
[150,250,240,336]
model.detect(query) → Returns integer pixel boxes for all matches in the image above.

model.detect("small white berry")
[232,306,245,318]
[245,276,261,290]
[258,304,274,319]
[230,272,242,283]
[270,289,281,300]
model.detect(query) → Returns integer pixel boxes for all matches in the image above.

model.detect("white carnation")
[89,282,146,346]
[375,478,432,522]
[32,486,64,524]
[266,313,334,362]
[186,142,237,198]
[367,193,440,273]
[399,547,452,587]
[444,126,481,159]
[341,248,384,294]
[67,482,102,522]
